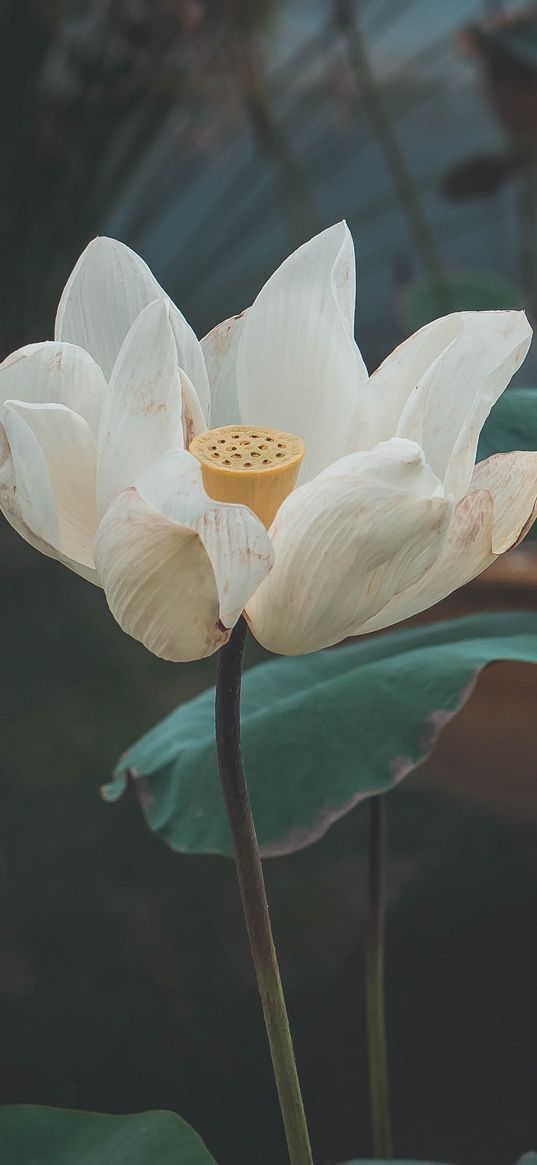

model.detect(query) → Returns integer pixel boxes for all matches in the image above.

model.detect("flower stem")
[215,617,314,1165]
[366,795,393,1158]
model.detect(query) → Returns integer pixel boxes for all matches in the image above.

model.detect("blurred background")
[2,2,537,1163]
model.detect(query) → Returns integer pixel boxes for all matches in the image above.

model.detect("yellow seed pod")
[190,425,305,529]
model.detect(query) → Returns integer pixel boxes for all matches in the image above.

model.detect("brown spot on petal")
[183,406,195,450]
[142,399,167,417]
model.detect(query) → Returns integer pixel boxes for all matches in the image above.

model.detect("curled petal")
[97,299,183,514]
[0,435,98,584]
[94,450,274,662]
[0,341,105,437]
[236,222,368,482]
[246,439,451,655]
[0,433,58,559]
[395,310,532,497]
[1,401,98,568]
[362,450,537,633]
[470,450,537,552]
[55,236,210,419]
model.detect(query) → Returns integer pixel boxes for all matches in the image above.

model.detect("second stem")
[366,794,393,1158]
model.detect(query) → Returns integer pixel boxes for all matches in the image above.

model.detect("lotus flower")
[1,223,536,660]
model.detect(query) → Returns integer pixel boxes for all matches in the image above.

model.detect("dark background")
[2,3,537,1163]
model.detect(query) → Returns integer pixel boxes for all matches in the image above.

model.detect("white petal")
[0,430,57,555]
[201,310,248,428]
[1,401,98,567]
[96,299,183,514]
[55,236,210,419]
[235,223,368,482]
[395,310,532,497]
[470,451,537,553]
[0,341,105,437]
[1,408,57,546]
[246,439,451,655]
[360,491,495,634]
[94,450,274,662]
[351,315,460,451]
[0,434,98,584]
[361,450,537,633]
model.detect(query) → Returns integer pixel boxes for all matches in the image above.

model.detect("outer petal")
[361,450,537,633]
[96,299,183,514]
[0,434,98,584]
[246,439,452,655]
[469,451,537,553]
[0,341,105,437]
[395,310,532,497]
[94,450,274,662]
[0,429,60,560]
[236,223,368,482]
[55,236,210,420]
[1,401,98,568]
[201,310,247,428]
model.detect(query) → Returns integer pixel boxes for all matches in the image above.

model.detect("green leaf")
[0,1106,217,1165]
[105,613,537,858]
[478,388,537,461]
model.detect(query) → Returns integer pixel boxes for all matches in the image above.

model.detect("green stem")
[215,617,314,1165]
[366,795,393,1158]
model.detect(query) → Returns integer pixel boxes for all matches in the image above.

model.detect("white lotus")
[1,223,536,660]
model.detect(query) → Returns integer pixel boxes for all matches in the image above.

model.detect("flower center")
[190,424,305,528]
